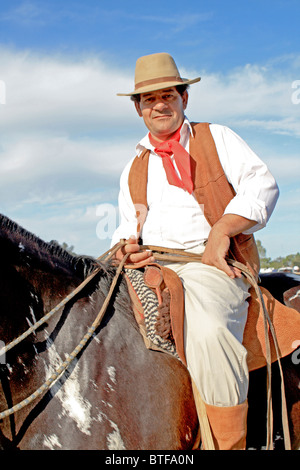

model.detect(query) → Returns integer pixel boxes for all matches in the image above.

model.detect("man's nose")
[153,99,168,111]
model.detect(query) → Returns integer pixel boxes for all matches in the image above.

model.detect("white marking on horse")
[107,420,126,450]
[17,356,29,374]
[29,306,37,324]
[18,242,25,252]
[43,434,62,450]
[96,410,126,449]
[26,317,33,328]
[106,365,117,392]
[107,366,116,384]
[185,426,193,443]
[44,339,93,435]
[26,307,38,332]
[289,289,300,302]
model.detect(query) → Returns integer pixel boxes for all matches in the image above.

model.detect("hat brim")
[117,77,201,96]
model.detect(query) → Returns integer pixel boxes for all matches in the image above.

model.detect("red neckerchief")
[148,126,193,194]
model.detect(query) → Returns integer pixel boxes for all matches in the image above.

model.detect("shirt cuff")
[223,195,268,234]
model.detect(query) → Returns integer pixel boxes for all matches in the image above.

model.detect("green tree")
[256,240,266,258]
[256,239,300,271]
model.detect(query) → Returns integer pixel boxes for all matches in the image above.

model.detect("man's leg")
[165,257,250,449]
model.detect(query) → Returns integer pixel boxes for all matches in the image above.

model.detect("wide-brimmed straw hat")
[117,52,201,96]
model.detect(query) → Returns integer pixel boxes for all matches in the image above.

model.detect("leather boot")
[204,400,248,450]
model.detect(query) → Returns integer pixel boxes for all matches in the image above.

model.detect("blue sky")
[0,0,299,260]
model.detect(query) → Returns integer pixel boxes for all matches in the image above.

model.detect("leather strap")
[135,75,183,90]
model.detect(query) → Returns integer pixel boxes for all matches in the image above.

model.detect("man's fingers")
[129,250,154,264]
[202,252,242,279]
[231,266,242,278]
[216,258,235,278]
[116,237,153,265]
[127,235,138,244]
[219,261,242,279]
[124,243,141,254]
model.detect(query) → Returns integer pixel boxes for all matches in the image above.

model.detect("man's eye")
[143,97,154,104]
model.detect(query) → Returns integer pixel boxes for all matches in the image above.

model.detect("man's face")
[134,87,188,141]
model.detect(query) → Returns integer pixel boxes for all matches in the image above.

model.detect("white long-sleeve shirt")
[111,118,279,249]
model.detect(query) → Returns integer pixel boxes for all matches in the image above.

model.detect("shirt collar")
[136,116,193,156]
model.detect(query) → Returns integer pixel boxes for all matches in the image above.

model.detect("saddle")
[124,263,300,372]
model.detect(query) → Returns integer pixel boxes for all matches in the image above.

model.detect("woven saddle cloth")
[124,264,300,372]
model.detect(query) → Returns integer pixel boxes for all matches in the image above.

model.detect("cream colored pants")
[161,245,251,407]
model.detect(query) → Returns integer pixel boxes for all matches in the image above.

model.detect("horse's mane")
[0,213,98,280]
[0,213,140,327]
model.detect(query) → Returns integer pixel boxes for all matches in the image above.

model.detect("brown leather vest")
[128,122,260,278]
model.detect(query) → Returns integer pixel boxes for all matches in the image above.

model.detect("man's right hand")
[115,236,154,266]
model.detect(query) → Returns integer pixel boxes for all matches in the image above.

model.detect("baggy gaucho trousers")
[160,243,251,407]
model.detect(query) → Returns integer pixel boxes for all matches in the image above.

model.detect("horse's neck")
[17,263,80,313]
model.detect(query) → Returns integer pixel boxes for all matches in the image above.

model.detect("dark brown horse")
[0,214,299,450]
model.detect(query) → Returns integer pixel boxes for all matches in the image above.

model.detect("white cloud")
[0,135,134,178]
[237,117,300,137]
[186,58,300,137]
[0,133,134,234]
[0,48,139,137]
[2,47,299,137]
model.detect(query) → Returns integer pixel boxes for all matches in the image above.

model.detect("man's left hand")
[201,214,257,279]
[201,230,242,279]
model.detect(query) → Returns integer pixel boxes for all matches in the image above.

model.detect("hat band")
[135,75,183,91]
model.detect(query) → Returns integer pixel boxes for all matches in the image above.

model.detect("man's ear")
[134,101,142,117]
[182,90,189,110]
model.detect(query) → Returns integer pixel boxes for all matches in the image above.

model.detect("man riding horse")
[111,52,280,450]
